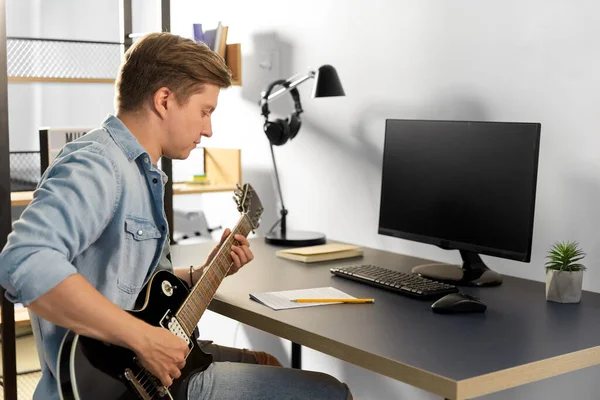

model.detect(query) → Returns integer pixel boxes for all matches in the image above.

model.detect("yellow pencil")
[291,298,375,303]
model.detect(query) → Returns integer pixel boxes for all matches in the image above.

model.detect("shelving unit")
[1,2,132,398]
[2,2,244,397]
[7,36,242,86]
[10,147,241,207]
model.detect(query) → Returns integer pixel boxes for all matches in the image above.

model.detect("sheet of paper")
[249,287,356,311]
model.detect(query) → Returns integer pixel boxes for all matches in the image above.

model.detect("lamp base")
[265,230,326,247]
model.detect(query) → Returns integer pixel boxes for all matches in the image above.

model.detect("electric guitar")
[57,183,263,399]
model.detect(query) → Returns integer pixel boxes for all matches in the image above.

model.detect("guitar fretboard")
[175,215,253,335]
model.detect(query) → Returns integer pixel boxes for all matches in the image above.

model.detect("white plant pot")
[545,269,584,303]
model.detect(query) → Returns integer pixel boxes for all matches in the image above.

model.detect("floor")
[0,372,42,400]
[0,325,41,400]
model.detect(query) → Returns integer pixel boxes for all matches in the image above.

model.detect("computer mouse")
[431,292,487,314]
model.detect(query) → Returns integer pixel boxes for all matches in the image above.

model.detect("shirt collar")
[102,114,148,162]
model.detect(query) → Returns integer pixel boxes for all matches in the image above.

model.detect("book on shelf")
[193,21,227,56]
[217,25,228,58]
[276,243,364,263]
[193,23,204,43]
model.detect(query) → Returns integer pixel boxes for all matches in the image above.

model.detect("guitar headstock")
[233,183,263,232]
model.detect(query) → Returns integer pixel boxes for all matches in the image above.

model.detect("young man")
[0,33,352,399]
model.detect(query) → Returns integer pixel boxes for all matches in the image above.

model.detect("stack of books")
[193,21,228,57]
[192,21,241,85]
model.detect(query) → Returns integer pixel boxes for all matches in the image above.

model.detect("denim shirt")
[0,115,173,399]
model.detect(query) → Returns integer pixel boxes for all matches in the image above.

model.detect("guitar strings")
[177,215,250,328]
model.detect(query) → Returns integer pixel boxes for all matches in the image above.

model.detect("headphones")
[261,79,303,146]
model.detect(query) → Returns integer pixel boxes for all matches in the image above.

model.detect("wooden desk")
[171,238,600,400]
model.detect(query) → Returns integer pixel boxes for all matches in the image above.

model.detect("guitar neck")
[175,215,253,334]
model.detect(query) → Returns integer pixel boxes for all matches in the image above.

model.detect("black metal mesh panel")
[9,151,40,192]
[7,38,122,80]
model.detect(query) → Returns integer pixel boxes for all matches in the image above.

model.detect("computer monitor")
[378,119,541,286]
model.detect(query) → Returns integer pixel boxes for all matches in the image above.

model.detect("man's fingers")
[234,234,249,246]
[221,229,231,242]
[231,250,242,268]
[161,374,173,387]
[241,246,254,261]
[233,246,248,265]
[170,368,182,379]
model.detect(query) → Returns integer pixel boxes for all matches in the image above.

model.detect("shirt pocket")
[118,216,162,295]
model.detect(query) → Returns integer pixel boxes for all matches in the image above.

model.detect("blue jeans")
[186,342,351,400]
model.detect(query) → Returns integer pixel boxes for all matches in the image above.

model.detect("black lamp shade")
[312,65,345,98]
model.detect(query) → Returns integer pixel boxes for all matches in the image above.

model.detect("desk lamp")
[260,65,345,246]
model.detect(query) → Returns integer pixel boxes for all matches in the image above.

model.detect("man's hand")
[228,231,254,275]
[134,325,189,388]
[203,229,254,276]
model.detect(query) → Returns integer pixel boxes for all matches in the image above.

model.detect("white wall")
[167,1,600,399]
[9,1,600,398]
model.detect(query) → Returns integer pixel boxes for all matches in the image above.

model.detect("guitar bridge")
[124,368,170,399]
[160,311,194,352]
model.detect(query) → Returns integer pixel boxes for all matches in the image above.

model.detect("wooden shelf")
[11,147,242,207]
[173,183,237,195]
[9,77,115,84]
[10,191,34,207]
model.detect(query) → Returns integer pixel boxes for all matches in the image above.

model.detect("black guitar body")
[57,270,213,400]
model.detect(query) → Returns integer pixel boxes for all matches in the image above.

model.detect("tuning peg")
[236,182,242,191]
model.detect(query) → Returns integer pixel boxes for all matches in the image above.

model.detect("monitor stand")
[411,250,503,286]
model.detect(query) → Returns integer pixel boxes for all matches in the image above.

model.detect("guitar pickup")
[160,310,195,352]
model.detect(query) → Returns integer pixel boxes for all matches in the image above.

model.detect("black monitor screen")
[378,119,540,262]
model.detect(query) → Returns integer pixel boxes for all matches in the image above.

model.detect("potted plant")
[545,241,586,303]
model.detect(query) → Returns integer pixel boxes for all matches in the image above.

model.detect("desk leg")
[291,342,302,369]
[1,292,18,400]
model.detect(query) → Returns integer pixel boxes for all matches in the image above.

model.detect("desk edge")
[208,298,458,398]
[457,344,600,399]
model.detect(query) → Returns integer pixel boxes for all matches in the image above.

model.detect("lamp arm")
[266,70,316,102]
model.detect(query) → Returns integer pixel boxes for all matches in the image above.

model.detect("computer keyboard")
[330,264,458,300]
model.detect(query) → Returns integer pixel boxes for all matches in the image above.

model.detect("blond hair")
[115,32,232,112]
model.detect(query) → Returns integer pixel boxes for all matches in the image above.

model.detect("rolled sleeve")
[4,248,77,305]
[0,144,120,305]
